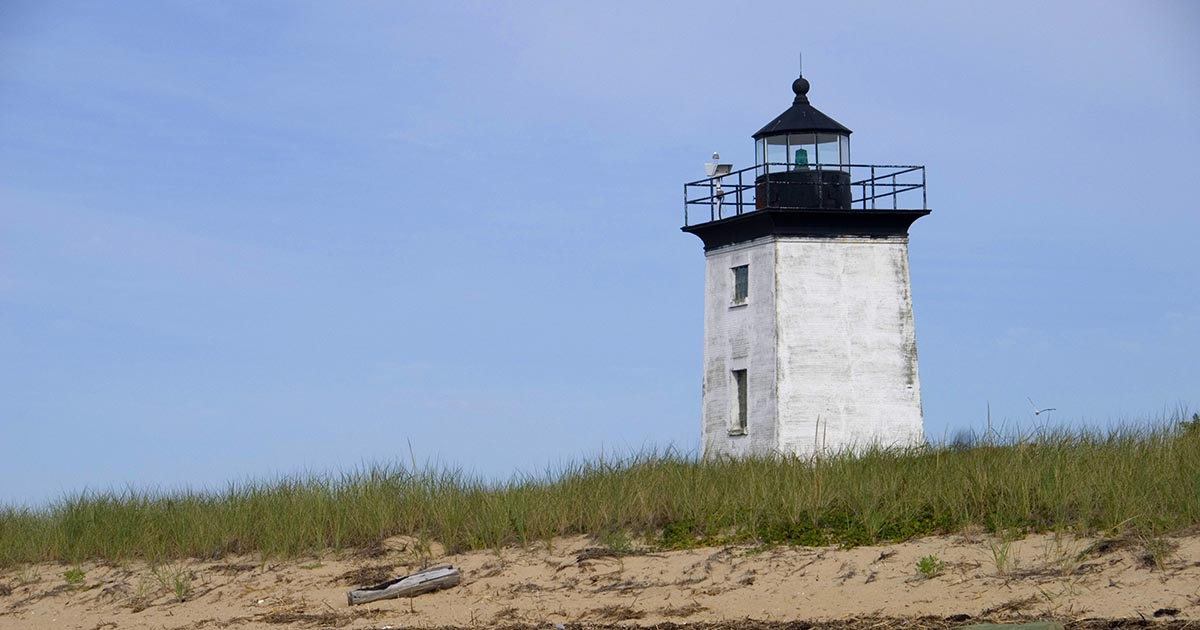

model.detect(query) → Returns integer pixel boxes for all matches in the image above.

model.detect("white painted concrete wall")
[699,237,778,458]
[774,236,924,456]
[698,235,924,458]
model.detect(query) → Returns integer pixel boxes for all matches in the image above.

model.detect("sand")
[1,532,1196,629]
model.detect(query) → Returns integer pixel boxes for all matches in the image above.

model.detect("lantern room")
[753,76,853,210]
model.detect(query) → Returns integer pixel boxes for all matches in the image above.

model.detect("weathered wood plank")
[346,564,461,606]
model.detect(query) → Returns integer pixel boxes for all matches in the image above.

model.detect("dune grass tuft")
[2,418,1198,566]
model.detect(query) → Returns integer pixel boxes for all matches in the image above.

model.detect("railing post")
[862,169,868,209]
[709,180,715,221]
[817,162,823,210]
[765,165,771,209]
[859,166,866,209]
[892,174,897,210]
[736,170,743,215]
[922,167,927,210]
[871,165,876,209]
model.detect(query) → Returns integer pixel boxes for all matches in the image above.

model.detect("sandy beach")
[2,531,1196,629]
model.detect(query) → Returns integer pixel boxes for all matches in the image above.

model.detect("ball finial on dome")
[792,76,810,97]
[790,76,811,104]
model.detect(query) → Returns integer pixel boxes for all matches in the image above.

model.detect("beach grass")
[2,417,1198,567]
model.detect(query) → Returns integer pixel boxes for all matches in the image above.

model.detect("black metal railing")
[683,163,926,227]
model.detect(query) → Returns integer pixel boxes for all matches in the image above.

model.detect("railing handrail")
[682,162,927,226]
[684,162,924,187]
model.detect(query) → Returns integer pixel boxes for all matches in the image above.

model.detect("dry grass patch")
[586,603,646,621]
[210,561,259,575]
[658,601,708,617]
[331,564,394,586]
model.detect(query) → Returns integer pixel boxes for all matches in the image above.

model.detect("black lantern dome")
[753,76,852,210]
[753,77,851,146]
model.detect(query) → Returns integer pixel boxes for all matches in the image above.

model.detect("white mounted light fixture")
[704,152,733,178]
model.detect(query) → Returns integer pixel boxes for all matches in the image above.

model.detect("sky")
[2,1,1198,507]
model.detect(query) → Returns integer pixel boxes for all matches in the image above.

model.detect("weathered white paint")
[700,237,779,458]
[700,235,923,458]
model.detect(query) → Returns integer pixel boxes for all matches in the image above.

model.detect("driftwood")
[346,563,461,606]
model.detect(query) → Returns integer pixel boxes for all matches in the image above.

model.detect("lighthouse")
[683,73,930,458]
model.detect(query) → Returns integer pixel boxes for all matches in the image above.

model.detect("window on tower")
[732,265,748,305]
[731,369,748,435]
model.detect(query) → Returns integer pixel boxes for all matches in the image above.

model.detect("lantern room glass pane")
[815,134,841,170]
[765,135,788,169]
[787,133,816,170]
[840,136,850,170]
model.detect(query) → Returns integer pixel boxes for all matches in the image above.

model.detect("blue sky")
[2,1,1197,506]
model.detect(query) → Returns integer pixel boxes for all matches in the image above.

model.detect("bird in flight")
[1028,397,1057,416]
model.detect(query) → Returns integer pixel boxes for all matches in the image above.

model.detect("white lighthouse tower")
[683,73,929,458]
